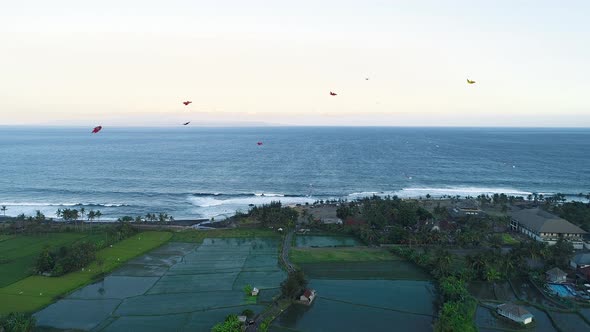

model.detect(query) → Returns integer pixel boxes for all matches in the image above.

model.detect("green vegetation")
[211,314,242,332]
[36,242,96,276]
[240,201,299,227]
[500,233,519,245]
[551,201,590,231]
[392,247,477,331]
[0,312,36,332]
[171,228,278,243]
[280,270,308,300]
[337,195,432,229]
[0,233,89,287]
[0,231,171,314]
[290,247,398,264]
[435,296,477,332]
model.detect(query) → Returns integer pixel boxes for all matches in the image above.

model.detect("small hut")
[299,289,316,305]
[497,303,534,325]
[546,267,567,283]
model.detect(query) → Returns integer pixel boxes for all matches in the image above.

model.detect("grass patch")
[0,231,171,315]
[171,228,278,243]
[0,233,89,287]
[501,233,519,245]
[290,247,399,264]
[0,235,15,242]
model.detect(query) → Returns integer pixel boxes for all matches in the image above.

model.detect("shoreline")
[1,191,588,225]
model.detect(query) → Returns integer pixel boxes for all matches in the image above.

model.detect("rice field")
[0,233,88,287]
[0,231,171,315]
[34,237,285,331]
[294,235,362,248]
[290,247,398,264]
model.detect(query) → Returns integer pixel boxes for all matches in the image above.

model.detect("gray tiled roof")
[572,253,590,265]
[510,208,586,234]
[546,267,567,278]
[497,303,533,318]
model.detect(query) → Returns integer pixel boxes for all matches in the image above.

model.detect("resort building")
[570,252,590,269]
[251,287,259,296]
[510,208,587,249]
[449,200,483,218]
[546,267,567,283]
[299,289,317,305]
[496,303,534,325]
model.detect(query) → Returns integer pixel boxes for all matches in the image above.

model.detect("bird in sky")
[330,91,337,96]
[182,101,192,106]
[91,126,102,134]
[182,122,190,125]
[467,79,476,84]
[257,142,263,146]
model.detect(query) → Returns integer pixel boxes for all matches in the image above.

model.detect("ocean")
[0,126,588,221]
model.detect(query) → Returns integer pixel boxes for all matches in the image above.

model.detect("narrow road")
[246,229,295,331]
[282,229,296,273]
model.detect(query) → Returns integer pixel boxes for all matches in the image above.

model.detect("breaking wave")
[0,202,129,207]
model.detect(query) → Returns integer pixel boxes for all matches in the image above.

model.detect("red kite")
[467,79,476,84]
[92,126,102,134]
[330,92,337,96]
[257,142,263,146]
[183,122,190,126]
[183,101,192,105]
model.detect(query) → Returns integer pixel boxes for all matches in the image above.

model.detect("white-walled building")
[510,208,586,249]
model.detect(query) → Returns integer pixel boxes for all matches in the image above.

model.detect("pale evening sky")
[1,0,589,127]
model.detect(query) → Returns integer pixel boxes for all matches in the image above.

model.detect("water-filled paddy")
[34,238,285,331]
[547,311,590,332]
[295,235,361,248]
[271,261,435,332]
[271,279,436,332]
[475,304,557,332]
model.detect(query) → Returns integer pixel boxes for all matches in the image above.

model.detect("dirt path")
[247,229,295,331]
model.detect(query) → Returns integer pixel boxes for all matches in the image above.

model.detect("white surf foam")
[187,194,316,219]
[393,186,533,198]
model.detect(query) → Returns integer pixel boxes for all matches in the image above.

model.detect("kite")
[92,126,102,134]
[183,101,192,105]
[257,142,263,146]
[183,122,190,125]
[467,79,476,84]
[330,91,337,96]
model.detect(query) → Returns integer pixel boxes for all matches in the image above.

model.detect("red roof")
[303,289,313,298]
[579,266,590,278]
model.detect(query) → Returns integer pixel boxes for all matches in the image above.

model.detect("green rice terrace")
[31,235,284,331]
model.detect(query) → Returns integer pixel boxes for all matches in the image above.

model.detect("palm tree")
[88,210,95,223]
[56,208,62,219]
[485,267,501,282]
[79,207,86,223]
[95,210,102,222]
[0,205,6,216]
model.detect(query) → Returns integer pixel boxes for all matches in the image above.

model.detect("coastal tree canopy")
[247,201,299,227]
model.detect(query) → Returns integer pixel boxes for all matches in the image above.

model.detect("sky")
[1,0,589,127]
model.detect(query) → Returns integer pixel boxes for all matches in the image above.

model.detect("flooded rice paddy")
[34,238,284,331]
[471,278,590,332]
[271,259,436,332]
